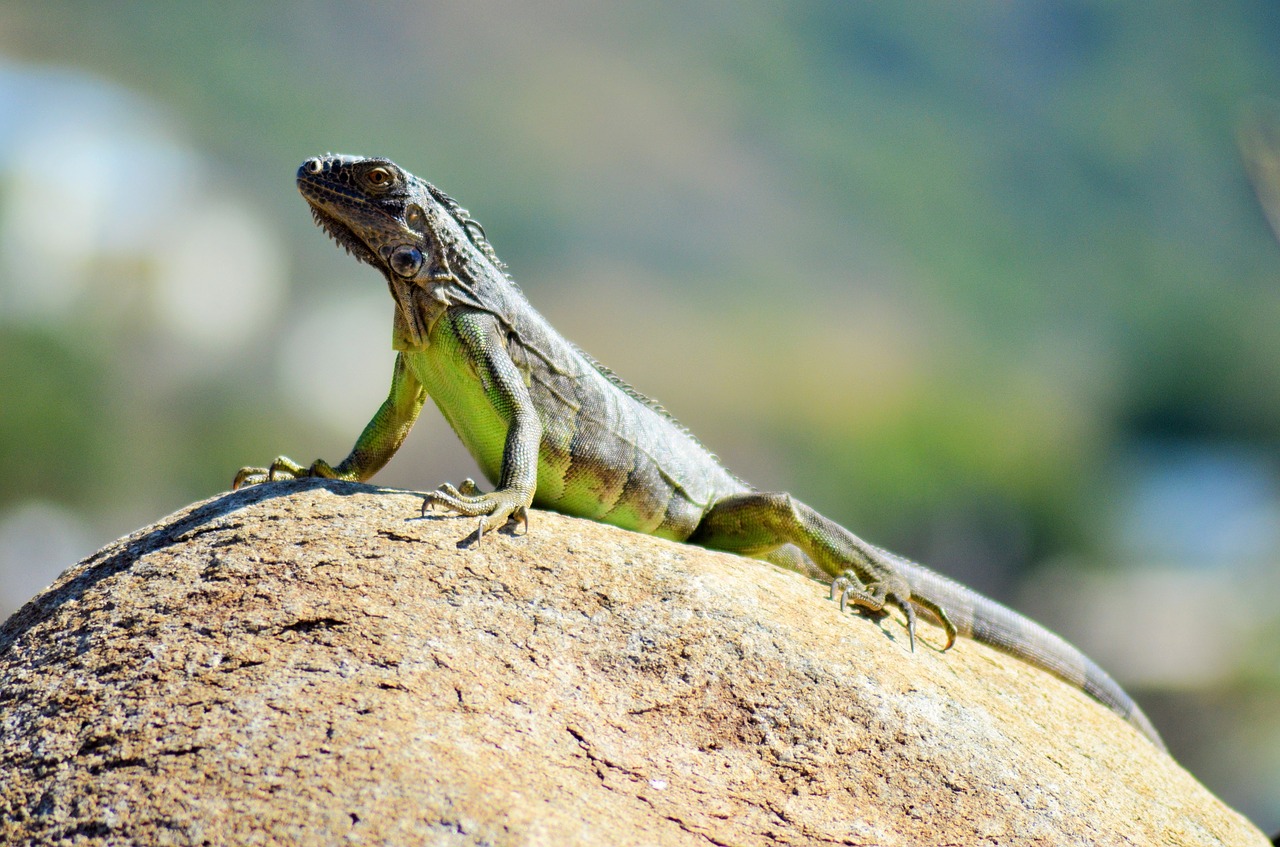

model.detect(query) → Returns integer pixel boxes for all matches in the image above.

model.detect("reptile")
[234,154,1165,750]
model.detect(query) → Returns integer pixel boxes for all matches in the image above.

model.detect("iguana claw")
[830,573,920,652]
[420,479,531,540]
[233,456,341,490]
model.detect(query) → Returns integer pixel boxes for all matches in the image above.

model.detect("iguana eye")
[388,245,424,278]
[367,167,392,186]
[405,205,426,233]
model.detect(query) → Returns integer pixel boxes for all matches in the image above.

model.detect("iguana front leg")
[419,309,542,539]
[234,352,426,488]
[688,492,956,651]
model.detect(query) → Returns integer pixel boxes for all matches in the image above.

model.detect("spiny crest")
[424,183,507,272]
[567,341,739,482]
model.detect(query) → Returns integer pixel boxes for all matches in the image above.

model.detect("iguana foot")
[830,571,919,652]
[831,571,958,653]
[421,479,530,541]
[233,456,342,489]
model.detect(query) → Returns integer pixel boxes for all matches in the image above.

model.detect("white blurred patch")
[152,199,286,352]
[0,501,96,620]
[0,61,285,364]
[1018,563,1261,689]
[275,291,396,433]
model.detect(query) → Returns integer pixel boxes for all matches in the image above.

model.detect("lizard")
[234,154,1165,751]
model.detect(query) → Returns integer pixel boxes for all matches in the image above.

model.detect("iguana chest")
[401,317,509,487]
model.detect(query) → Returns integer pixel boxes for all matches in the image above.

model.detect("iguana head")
[297,154,494,348]
[297,154,426,270]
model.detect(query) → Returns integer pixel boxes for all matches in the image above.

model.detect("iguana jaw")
[307,205,379,267]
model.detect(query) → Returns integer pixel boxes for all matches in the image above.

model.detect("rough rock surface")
[0,481,1266,846]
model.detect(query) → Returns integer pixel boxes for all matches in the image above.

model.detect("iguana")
[235,154,1164,750]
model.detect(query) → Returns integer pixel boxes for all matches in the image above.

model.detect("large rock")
[0,481,1266,845]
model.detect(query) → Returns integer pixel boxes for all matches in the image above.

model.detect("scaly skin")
[235,154,1164,750]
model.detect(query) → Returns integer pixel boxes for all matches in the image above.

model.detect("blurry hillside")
[0,0,1277,832]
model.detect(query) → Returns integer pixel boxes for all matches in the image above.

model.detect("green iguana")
[235,154,1164,750]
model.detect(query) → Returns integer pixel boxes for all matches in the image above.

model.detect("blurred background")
[1,0,1277,831]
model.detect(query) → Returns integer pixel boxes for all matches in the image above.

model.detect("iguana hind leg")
[689,492,954,651]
